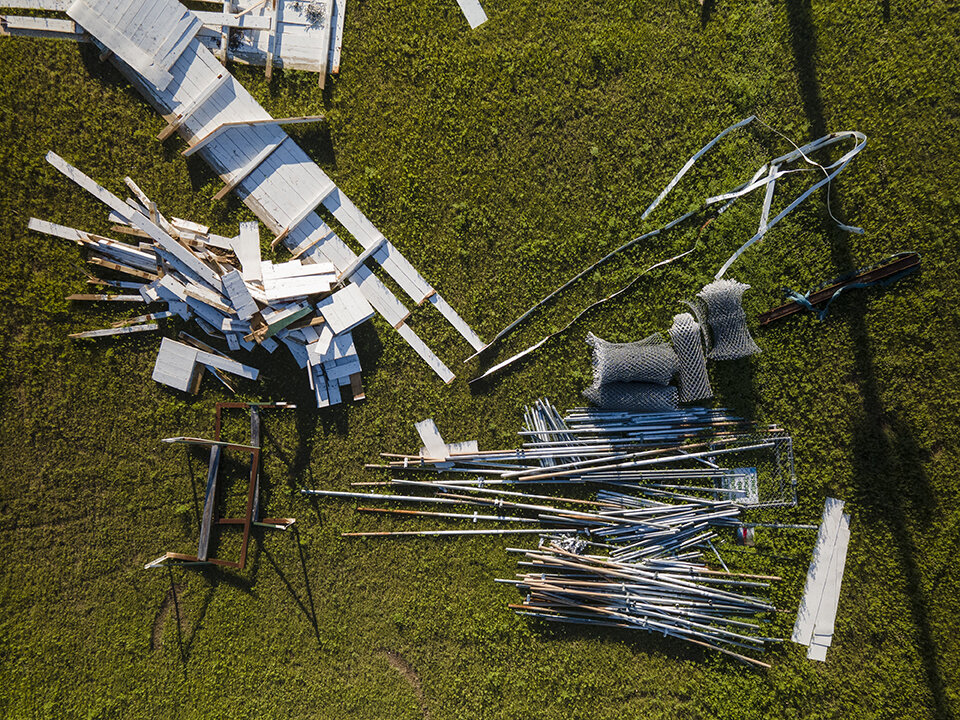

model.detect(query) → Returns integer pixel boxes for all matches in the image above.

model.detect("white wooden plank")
[196,347,258,379]
[263,275,331,302]
[0,15,80,33]
[231,220,262,284]
[330,0,344,73]
[70,323,158,338]
[447,440,479,455]
[806,512,851,662]
[415,419,447,460]
[262,259,335,279]
[323,358,362,381]
[264,0,277,78]
[195,10,272,29]
[792,498,845,646]
[316,0,333,87]
[28,217,87,245]
[221,269,259,319]
[454,0,487,28]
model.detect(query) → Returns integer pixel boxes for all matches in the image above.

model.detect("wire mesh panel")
[669,312,712,402]
[587,332,678,386]
[582,382,679,411]
[707,434,796,508]
[696,279,761,360]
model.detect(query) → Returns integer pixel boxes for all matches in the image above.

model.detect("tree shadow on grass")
[784,0,950,716]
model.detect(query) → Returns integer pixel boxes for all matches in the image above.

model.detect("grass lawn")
[1,0,959,717]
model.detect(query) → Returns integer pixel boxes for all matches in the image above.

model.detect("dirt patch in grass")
[377,648,430,720]
[151,583,186,651]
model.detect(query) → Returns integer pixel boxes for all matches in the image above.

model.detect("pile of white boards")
[0,0,487,89]
[31,151,373,408]
[0,0,345,85]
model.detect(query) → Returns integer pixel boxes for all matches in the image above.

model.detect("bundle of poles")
[301,398,804,666]
[353,400,795,503]
[502,542,781,669]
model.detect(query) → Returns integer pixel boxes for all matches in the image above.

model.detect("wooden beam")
[264,0,278,80]
[331,0,346,74]
[183,115,325,157]
[197,445,223,561]
[69,323,158,339]
[161,436,260,451]
[317,0,334,89]
[349,372,365,401]
[87,256,157,281]
[250,406,262,522]
[157,72,228,141]
[213,136,287,202]
[238,449,260,568]
[66,293,145,302]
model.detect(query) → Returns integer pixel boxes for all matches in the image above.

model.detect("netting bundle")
[582,382,679,412]
[669,313,712,402]
[696,279,761,360]
[587,332,678,387]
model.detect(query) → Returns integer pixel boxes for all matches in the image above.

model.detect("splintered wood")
[34,155,370,408]
[17,0,486,402]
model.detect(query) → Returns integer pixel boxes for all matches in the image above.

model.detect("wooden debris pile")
[32,151,370,407]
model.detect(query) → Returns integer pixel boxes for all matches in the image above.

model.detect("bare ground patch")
[376,648,430,720]
[151,583,186,651]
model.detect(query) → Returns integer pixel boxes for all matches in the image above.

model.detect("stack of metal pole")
[361,400,793,504]
[500,541,780,668]
[300,398,806,665]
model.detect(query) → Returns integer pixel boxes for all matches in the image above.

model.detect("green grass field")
[1,0,959,717]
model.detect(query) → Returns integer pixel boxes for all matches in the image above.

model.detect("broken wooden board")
[78,22,476,381]
[454,0,487,28]
[69,323,158,338]
[792,497,851,662]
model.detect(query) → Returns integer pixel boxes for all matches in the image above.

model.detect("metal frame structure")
[145,401,295,570]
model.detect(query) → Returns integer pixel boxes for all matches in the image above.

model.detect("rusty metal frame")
[146,402,295,570]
